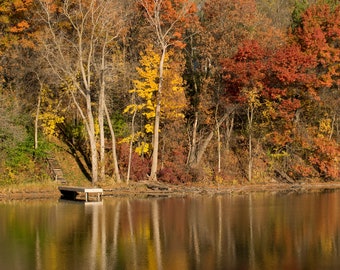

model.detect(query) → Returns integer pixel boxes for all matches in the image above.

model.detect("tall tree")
[37,0,127,183]
[137,0,197,181]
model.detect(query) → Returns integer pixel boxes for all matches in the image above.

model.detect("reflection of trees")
[111,201,120,267]
[89,204,99,270]
[1,191,340,269]
[127,200,137,270]
[189,197,201,268]
[152,200,163,270]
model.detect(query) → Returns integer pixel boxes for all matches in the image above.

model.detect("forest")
[0,0,339,186]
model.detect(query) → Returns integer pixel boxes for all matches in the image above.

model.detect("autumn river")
[1,189,340,269]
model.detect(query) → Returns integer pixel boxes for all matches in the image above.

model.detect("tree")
[290,2,340,179]
[37,0,127,183]
[137,0,197,181]
[222,38,318,181]
[124,44,187,180]
[184,0,284,175]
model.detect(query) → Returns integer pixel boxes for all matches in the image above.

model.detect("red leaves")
[271,44,316,85]
[222,39,316,102]
[221,39,267,96]
[233,40,266,62]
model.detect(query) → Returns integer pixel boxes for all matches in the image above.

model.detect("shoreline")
[1,181,340,201]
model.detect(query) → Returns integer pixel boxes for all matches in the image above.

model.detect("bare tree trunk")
[225,111,234,153]
[104,103,121,183]
[187,111,198,166]
[190,113,229,169]
[87,99,99,184]
[34,89,41,151]
[127,106,137,184]
[149,47,166,182]
[99,76,106,181]
[98,36,107,182]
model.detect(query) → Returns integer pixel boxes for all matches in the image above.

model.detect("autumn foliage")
[1,0,339,184]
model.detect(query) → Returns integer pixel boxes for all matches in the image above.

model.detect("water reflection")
[0,190,340,269]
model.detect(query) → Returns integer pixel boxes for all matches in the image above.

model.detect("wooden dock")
[58,186,103,202]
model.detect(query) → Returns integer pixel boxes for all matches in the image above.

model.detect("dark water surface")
[1,189,340,270]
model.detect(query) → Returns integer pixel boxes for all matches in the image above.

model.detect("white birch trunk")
[149,47,166,181]
[104,103,121,183]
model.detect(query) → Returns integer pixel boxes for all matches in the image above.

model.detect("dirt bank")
[1,181,340,201]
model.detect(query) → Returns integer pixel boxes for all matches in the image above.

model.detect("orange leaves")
[138,0,197,49]
[172,40,186,49]
[13,0,32,12]
[9,20,29,33]
[295,3,340,89]
[308,137,340,179]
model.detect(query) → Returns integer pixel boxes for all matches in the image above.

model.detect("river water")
[0,189,340,270]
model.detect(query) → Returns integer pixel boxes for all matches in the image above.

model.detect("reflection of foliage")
[2,193,340,269]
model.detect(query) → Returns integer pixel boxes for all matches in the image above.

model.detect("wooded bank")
[0,0,339,186]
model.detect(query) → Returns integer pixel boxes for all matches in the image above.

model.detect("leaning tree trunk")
[104,103,121,183]
[70,88,99,184]
[189,113,229,169]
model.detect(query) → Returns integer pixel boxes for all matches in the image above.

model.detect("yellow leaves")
[124,104,144,114]
[124,44,187,156]
[318,117,332,137]
[241,84,261,108]
[39,86,65,136]
[144,123,154,133]
[162,69,186,119]
[135,142,150,155]
[60,77,77,93]
[127,44,186,123]
[39,112,64,136]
